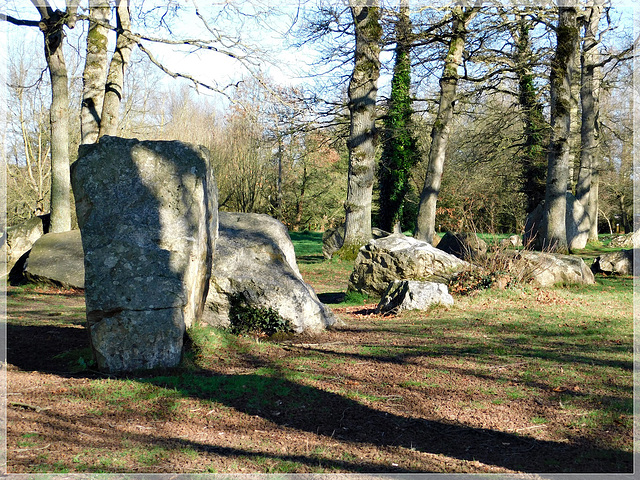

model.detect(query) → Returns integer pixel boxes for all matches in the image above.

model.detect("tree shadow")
[142,369,633,474]
[317,292,346,304]
[5,316,634,474]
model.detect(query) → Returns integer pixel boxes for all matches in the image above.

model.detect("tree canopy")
[2,1,635,244]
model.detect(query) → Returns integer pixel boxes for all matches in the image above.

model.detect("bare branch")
[136,42,233,100]
[2,15,40,28]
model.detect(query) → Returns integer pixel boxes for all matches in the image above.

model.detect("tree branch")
[2,15,40,28]
[136,42,233,100]
[29,0,53,21]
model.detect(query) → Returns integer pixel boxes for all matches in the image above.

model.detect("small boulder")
[436,232,487,260]
[500,235,523,248]
[502,250,595,287]
[22,230,84,289]
[609,230,640,249]
[204,212,338,333]
[591,250,635,276]
[2,214,50,275]
[322,224,344,259]
[348,234,469,297]
[376,280,453,314]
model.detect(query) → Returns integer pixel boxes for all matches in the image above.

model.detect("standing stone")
[322,224,345,260]
[376,280,454,314]
[71,136,218,373]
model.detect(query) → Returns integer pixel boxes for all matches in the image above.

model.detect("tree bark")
[342,1,382,251]
[415,6,478,243]
[40,6,73,233]
[99,0,136,138]
[81,0,111,145]
[576,0,604,242]
[542,6,579,252]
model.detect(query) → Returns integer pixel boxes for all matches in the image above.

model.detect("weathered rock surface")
[609,230,640,249]
[502,250,595,287]
[2,214,50,275]
[22,230,85,289]
[348,234,469,297]
[591,250,635,276]
[204,212,338,333]
[72,136,218,373]
[524,193,589,250]
[376,280,453,314]
[322,224,344,259]
[436,232,488,260]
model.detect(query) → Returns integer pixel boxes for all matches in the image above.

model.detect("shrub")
[228,295,293,337]
[448,268,514,295]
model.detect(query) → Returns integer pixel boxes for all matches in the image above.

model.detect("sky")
[0,1,637,112]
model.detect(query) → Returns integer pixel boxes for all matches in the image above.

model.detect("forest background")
[1,0,636,240]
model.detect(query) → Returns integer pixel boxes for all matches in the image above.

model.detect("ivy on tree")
[377,0,419,234]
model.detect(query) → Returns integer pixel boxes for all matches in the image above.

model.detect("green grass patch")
[341,290,371,306]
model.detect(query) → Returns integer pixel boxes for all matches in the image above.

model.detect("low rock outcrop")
[436,232,488,260]
[22,230,84,289]
[501,250,595,287]
[72,136,218,373]
[204,212,338,333]
[591,250,635,276]
[376,280,453,314]
[500,235,523,248]
[348,234,469,297]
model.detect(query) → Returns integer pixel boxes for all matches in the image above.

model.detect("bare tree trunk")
[81,0,111,144]
[342,1,382,251]
[99,0,136,138]
[40,7,72,233]
[542,6,579,252]
[576,0,604,242]
[415,6,478,243]
[567,41,581,191]
[276,137,283,221]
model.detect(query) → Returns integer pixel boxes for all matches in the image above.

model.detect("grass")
[6,230,635,474]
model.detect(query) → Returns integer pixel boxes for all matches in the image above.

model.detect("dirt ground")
[5,284,634,475]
